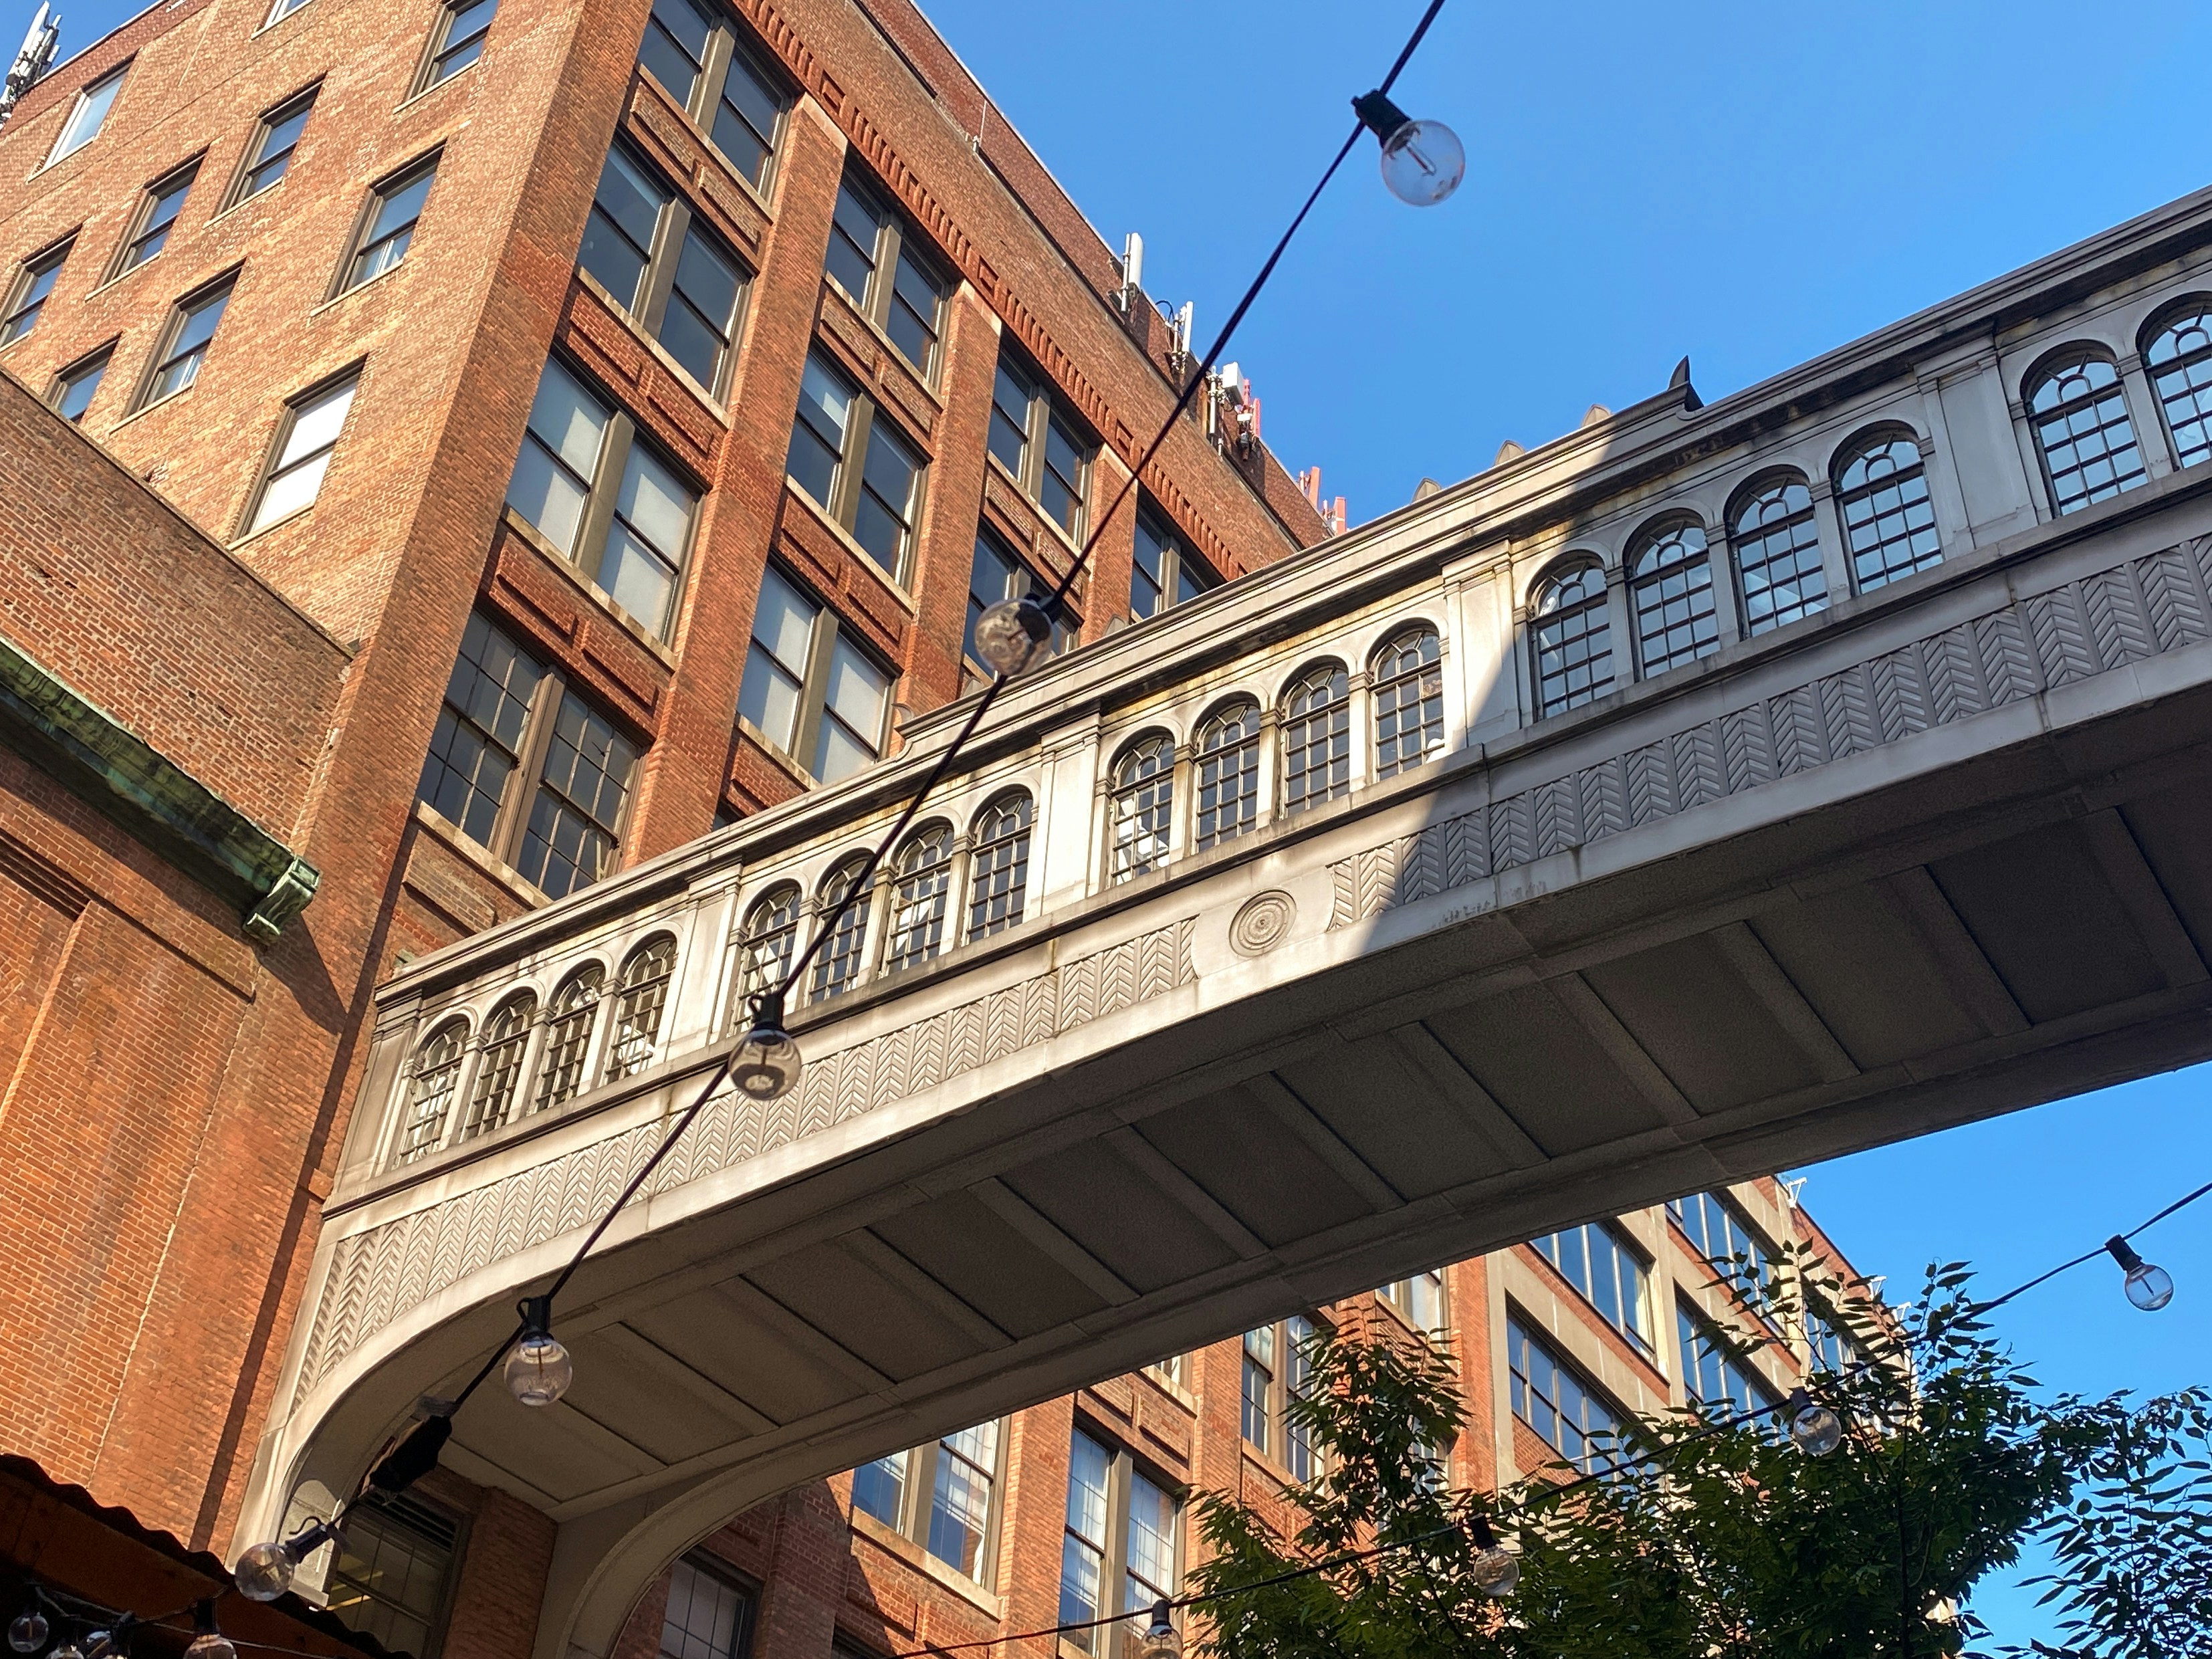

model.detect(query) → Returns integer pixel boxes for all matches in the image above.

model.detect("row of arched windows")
[2027,300,2211,515]
[395,933,678,1163]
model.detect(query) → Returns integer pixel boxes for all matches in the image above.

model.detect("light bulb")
[50,1645,82,1659]
[9,1612,47,1654]
[2107,1236,2175,1311]
[1377,119,1464,207]
[1470,1544,1520,1597]
[972,596,1055,677]
[1131,1601,1180,1659]
[731,996,802,1102]
[233,1539,294,1601]
[1787,1390,1843,1457]
[183,1638,234,1659]
[505,1295,573,1406]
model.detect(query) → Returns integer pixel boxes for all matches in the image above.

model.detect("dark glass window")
[2146,304,2212,471]
[1131,505,1220,618]
[580,147,667,311]
[140,277,232,405]
[1628,518,1719,677]
[966,793,1032,940]
[1669,1190,1778,1327]
[785,352,923,581]
[884,823,953,972]
[117,159,200,274]
[345,155,439,290]
[824,170,948,378]
[236,88,316,201]
[533,966,604,1113]
[1371,626,1443,778]
[658,1556,755,1659]
[425,0,497,86]
[604,934,677,1081]
[1,239,72,346]
[1507,1315,1626,1476]
[397,1020,467,1162]
[2029,353,2146,516]
[1531,562,1615,722]
[635,0,788,191]
[811,856,873,1001]
[1193,700,1260,849]
[1834,430,1941,591]
[1109,734,1174,883]
[49,344,111,422]
[1730,474,1826,635]
[324,1494,458,1658]
[1280,663,1350,814]
[460,993,534,1139]
[1678,1300,1781,1418]
[1531,1221,1654,1352]
[988,348,1093,538]
[638,0,711,105]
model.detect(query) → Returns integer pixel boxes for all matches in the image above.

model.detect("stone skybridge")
[250,184,2212,1658]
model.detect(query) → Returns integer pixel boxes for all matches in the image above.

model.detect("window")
[46,67,124,165]
[847,1422,1004,1585]
[506,358,698,637]
[1806,1306,1865,1375]
[1379,1268,1446,1335]
[233,88,316,203]
[422,0,497,88]
[460,993,534,1139]
[1507,1315,1626,1476]
[115,158,199,275]
[966,792,1032,941]
[1109,733,1173,882]
[1144,1353,1188,1392]
[396,1020,468,1162]
[1834,429,1941,591]
[1678,1300,1781,1418]
[263,0,314,25]
[1531,560,1613,717]
[2028,352,2146,516]
[824,167,949,378]
[732,883,800,1012]
[2146,303,2212,471]
[1240,1314,1319,1478]
[1240,1325,1273,1452]
[1060,1430,1182,1654]
[1,239,72,347]
[810,855,873,1002]
[50,345,111,422]
[1280,662,1349,814]
[138,275,233,406]
[344,154,439,290]
[659,1557,754,1659]
[966,532,1077,669]
[578,146,748,396]
[534,966,604,1112]
[1531,1221,1653,1353]
[736,566,893,782]
[786,352,923,580]
[1371,626,1443,778]
[635,0,790,191]
[604,934,677,1079]
[324,1493,458,1659]
[883,823,952,972]
[1668,1190,1777,1322]
[1131,506,1219,619]
[416,613,642,897]
[1193,700,1260,850]
[245,370,358,534]
[988,348,1093,538]
[1628,517,1719,676]
[1729,473,1826,635]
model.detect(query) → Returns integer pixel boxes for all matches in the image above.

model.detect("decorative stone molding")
[293,917,1196,1401]
[1229,891,1296,957]
[1330,533,2212,928]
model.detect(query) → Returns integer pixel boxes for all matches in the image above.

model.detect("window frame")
[1239,1312,1323,1480]
[635,0,792,195]
[736,565,895,782]
[786,349,927,585]
[322,1491,464,1659]
[2142,297,2212,473]
[241,364,362,537]
[132,270,237,411]
[822,164,950,381]
[1506,1309,1629,1477]
[1529,557,1615,717]
[48,340,115,423]
[1059,1424,1185,1658]
[44,66,126,167]
[1129,502,1220,619]
[2024,346,2148,518]
[225,84,319,209]
[0,235,75,348]
[847,1420,1009,1589]
[1832,425,1942,592]
[1529,1219,1656,1355]
[110,154,203,281]
[337,149,442,296]
[988,346,1095,541]
[578,142,751,401]
[1726,469,1828,637]
[1626,514,1719,678]
[417,0,500,93]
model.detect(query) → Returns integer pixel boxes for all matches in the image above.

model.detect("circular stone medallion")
[1230,890,1297,958]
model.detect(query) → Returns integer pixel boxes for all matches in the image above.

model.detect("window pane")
[243,92,315,197]
[826,177,880,301]
[989,360,1030,473]
[1131,515,1167,616]
[966,535,1020,663]
[813,635,887,782]
[711,47,784,187]
[658,1559,751,1659]
[324,1495,456,1659]
[1,243,70,346]
[1731,479,1826,635]
[1281,665,1350,814]
[601,444,693,634]
[49,70,123,162]
[1123,1473,1178,1613]
[146,285,231,403]
[851,1451,907,1527]
[738,568,814,751]
[659,224,743,390]
[1837,435,1941,591]
[1533,562,1612,714]
[578,148,666,311]
[886,247,943,373]
[507,360,609,554]
[853,419,919,576]
[518,691,637,898]
[121,164,198,271]
[1630,522,1719,676]
[1059,1432,1111,1650]
[53,350,110,422]
[1041,414,1087,534]
[638,0,709,104]
[787,355,850,506]
[924,1421,997,1579]
[2032,356,2148,514]
[349,162,437,288]
[2150,310,2212,471]
[430,0,497,82]
[249,377,357,533]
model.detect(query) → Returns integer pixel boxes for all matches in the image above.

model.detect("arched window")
[461,994,536,1141]
[1834,428,1941,591]
[397,1019,469,1162]
[1109,734,1174,883]
[533,964,604,1113]
[1194,700,1261,850]
[736,883,801,1009]
[604,934,678,1081]
[812,855,875,1001]
[1729,475,1826,636]
[967,793,1033,940]
[1531,561,1612,717]
[1371,627,1443,778]
[1628,518,1718,676]
[1280,663,1349,814]
[885,823,954,971]
[2145,303,2212,471]
[2028,352,2146,516]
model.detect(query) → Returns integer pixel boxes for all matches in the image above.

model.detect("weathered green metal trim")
[0,631,319,941]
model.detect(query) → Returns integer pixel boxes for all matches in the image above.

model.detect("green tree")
[1184,1261,2211,1659]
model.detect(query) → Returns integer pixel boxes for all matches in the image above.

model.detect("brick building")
[0,0,1323,1567]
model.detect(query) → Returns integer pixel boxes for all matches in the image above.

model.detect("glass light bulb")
[185,1637,235,1659]
[9,1613,47,1654]
[2125,1260,2175,1311]
[51,1645,82,1659]
[732,1022,802,1101]
[972,597,1054,677]
[1790,1400,1844,1457]
[234,1539,294,1601]
[1131,1603,1180,1659]
[1470,1543,1520,1596]
[1378,118,1464,207]
[505,1328,574,1406]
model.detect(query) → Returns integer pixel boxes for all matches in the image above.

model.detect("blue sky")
[41,0,2212,1640]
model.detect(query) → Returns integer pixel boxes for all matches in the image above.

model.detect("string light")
[1463,1514,1520,1597]
[1351,90,1464,207]
[503,1297,573,1408]
[9,1607,47,1654]
[182,1603,233,1659]
[1786,1388,1843,1458]
[969,596,1057,678]
[233,1519,341,1603]
[730,992,802,1101]
[2105,1236,2175,1311]
[1131,1601,1180,1659]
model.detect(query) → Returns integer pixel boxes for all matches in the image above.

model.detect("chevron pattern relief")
[1331,534,2212,929]
[292,919,1196,1404]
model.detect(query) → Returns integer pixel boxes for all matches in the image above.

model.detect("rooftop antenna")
[1117,231,1143,314]
[0,3,59,126]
